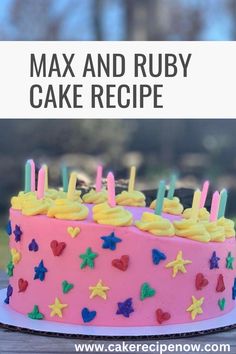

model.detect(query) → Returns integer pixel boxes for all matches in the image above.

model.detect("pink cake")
[4,164,236,329]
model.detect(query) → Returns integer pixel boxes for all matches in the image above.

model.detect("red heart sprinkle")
[112,255,129,271]
[50,240,66,256]
[216,274,225,292]
[156,308,171,324]
[195,273,209,290]
[18,278,28,292]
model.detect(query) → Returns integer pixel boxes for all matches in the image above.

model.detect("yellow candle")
[128,166,136,193]
[191,189,201,221]
[67,172,77,200]
[43,164,48,191]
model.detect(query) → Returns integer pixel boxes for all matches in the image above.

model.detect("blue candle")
[61,165,69,193]
[167,174,177,200]
[24,161,31,193]
[155,180,166,215]
[218,189,228,219]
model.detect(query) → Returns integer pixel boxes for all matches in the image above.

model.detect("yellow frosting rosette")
[11,191,36,210]
[150,197,183,215]
[83,189,108,204]
[22,196,52,216]
[182,207,209,221]
[115,190,146,207]
[93,202,133,226]
[45,189,82,202]
[217,217,235,238]
[174,218,210,242]
[135,212,175,236]
[204,221,225,242]
[47,199,88,220]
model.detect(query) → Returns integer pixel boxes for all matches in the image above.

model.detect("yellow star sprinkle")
[186,296,204,320]
[165,250,192,277]
[89,280,110,300]
[49,297,68,318]
[11,248,21,265]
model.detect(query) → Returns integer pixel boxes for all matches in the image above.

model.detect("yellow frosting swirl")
[47,199,88,220]
[93,202,133,226]
[83,189,108,204]
[45,189,82,202]
[135,212,175,236]
[22,196,52,216]
[174,219,210,242]
[115,190,146,207]
[182,207,209,221]
[204,221,225,242]
[11,191,36,210]
[217,217,236,238]
[150,197,183,215]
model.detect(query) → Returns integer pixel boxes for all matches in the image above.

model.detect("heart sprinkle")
[140,282,156,300]
[67,226,80,238]
[18,278,28,292]
[156,308,171,324]
[62,280,74,294]
[216,274,225,292]
[195,273,209,290]
[218,298,226,311]
[112,255,129,271]
[50,240,66,256]
[28,239,39,252]
[81,307,97,323]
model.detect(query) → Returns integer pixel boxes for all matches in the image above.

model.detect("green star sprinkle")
[80,247,98,269]
[226,252,234,269]
[27,305,44,320]
[6,261,14,277]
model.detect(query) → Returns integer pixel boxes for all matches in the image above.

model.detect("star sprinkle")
[28,305,44,320]
[89,280,110,300]
[6,221,12,236]
[116,298,134,318]
[13,225,22,242]
[186,296,204,320]
[49,297,68,318]
[34,260,48,281]
[79,247,98,269]
[101,232,122,251]
[6,261,14,277]
[152,249,166,265]
[209,251,220,269]
[11,248,21,265]
[226,252,234,270]
[165,250,192,277]
[232,278,236,300]
[4,285,13,304]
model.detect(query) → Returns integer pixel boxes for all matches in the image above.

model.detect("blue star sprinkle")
[152,249,166,265]
[34,260,48,281]
[101,232,122,251]
[29,239,39,252]
[6,221,12,236]
[4,285,13,304]
[13,225,22,243]
[209,251,220,269]
[232,278,236,300]
[116,298,134,318]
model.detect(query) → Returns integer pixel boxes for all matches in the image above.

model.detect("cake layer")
[7,207,236,327]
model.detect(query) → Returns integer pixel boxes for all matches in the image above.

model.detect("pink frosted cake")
[4,163,236,330]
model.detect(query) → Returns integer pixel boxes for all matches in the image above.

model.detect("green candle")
[24,161,31,193]
[218,189,228,219]
[155,180,166,215]
[167,174,177,200]
[62,165,69,192]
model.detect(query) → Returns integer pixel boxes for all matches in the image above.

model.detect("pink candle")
[95,165,103,192]
[210,191,220,222]
[28,159,35,192]
[107,172,116,207]
[37,167,45,200]
[200,180,209,208]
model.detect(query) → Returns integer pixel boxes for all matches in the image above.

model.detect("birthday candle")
[200,180,209,208]
[28,159,35,192]
[128,166,136,193]
[37,167,45,199]
[191,189,201,221]
[167,174,176,200]
[155,180,166,216]
[210,191,220,222]
[67,172,77,200]
[24,161,31,193]
[61,165,69,193]
[107,172,116,207]
[43,164,48,191]
[218,189,228,219]
[95,165,103,192]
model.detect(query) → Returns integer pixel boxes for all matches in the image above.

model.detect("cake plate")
[0,289,236,338]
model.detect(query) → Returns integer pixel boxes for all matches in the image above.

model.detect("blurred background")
[0,0,235,41]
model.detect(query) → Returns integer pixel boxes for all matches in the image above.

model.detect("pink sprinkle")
[107,172,116,207]
[210,191,220,222]
[200,180,209,208]
[37,167,45,200]
[96,165,103,192]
